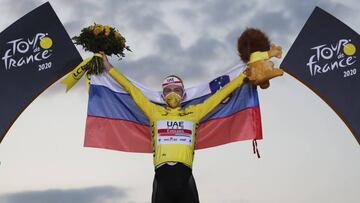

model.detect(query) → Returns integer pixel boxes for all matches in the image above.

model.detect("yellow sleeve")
[194,73,247,120]
[108,67,155,118]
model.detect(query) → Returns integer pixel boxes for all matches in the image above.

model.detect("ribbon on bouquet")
[61,53,102,92]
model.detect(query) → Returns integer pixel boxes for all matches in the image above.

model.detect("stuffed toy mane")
[237,28,284,89]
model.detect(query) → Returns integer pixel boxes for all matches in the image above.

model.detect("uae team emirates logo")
[157,120,193,145]
[2,32,53,71]
[306,39,357,78]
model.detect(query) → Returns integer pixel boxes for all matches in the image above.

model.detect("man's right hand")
[100,51,113,71]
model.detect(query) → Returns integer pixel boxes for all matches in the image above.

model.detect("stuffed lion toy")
[237,28,284,89]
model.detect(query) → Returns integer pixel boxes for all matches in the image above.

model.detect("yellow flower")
[115,31,122,39]
[93,24,104,36]
[104,25,111,36]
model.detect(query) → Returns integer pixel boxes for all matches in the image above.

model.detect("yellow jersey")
[108,68,247,168]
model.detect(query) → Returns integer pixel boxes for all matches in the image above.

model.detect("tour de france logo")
[2,32,54,72]
[306,39,357,78]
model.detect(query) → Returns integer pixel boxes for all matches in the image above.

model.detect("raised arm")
[102,53,155,118]
[194,72,247,120]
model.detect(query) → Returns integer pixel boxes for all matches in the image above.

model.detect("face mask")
[164,92,182,108]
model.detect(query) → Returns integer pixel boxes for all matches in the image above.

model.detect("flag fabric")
[84,64,262,153]
[0,2,82,143]
[281,7,360,144]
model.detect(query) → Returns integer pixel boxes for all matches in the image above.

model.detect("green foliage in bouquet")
[72,23,131,75]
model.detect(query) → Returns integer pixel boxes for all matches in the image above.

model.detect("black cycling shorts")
[152,163,200,203]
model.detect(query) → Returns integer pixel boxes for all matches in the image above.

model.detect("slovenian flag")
[84,64,262,153]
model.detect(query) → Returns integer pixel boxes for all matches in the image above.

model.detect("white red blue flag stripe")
[84,64,262,152]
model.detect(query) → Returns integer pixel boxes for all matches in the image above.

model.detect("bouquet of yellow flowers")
[72,23,131,75]
[61,23,131,92]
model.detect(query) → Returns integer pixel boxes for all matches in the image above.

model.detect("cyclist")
[101,51,276,203]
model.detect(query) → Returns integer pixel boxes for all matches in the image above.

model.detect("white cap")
[162,75,184,89]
